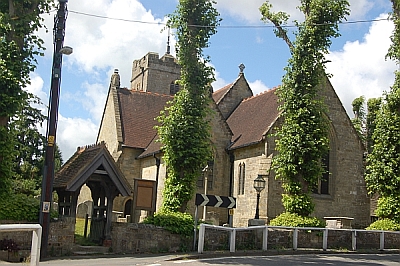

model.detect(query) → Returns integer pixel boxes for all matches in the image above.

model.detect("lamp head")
[253,175,266,193]
[59,46,73,55]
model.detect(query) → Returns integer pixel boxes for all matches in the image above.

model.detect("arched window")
[313,151,330,195]
[169,81,180,95]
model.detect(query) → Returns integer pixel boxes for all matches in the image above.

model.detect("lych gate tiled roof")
[118,89,172,149]
[226,88,279,150]
[54,142,131,195]
[54,144,103,189]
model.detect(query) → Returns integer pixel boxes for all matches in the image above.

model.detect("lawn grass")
[75,218,90,236]
[75,217,97,246]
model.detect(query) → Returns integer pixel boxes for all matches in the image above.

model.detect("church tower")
[130,52,181,95]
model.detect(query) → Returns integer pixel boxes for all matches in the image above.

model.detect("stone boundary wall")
[202,228,400,251]
[111,222,192,253]
[0,218,75,257]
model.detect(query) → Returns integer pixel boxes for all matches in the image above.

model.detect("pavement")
[0,247,399,265]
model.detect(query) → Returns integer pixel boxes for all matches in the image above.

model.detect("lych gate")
[53,142,132,244]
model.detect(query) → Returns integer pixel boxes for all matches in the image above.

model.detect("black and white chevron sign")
[195,193,236,208]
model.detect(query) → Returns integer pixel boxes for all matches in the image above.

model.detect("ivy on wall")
[260,0,349,216]
[156,0,220,212]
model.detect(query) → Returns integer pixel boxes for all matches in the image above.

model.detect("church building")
[56,51,370,230]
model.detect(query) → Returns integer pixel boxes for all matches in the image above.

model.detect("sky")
[26,0,396,161]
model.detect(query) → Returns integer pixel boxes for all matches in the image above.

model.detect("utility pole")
[39,0,71,258]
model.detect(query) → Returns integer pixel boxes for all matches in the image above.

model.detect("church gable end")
[214,68,253,119]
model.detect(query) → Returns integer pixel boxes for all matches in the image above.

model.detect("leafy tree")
[0,0,52,196]
[9,94,46,196]
[351,96,366,141]
[366,98,381,153]
[260,0,349,216]
[365,0,400,223]
[156,0,220,212]
[9,94,63,196]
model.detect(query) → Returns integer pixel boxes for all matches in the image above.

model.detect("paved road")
[2,253,398,266]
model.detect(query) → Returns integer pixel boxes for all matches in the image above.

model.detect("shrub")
[0,193,40,222]
[374,196,400,223]
[281,193,315,217]
[142,211,194,237]
[269,212,325,228]
[0,239,19,252]
[366,219,400,231]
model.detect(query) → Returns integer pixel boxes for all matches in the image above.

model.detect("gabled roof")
[118,89,172,149]
[212,83,232,104]
[227,88,279,150]
[54,142,132,195]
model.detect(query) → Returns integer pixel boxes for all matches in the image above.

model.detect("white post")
[0,224,42,266]
[31,226,42,266]
[262,226,268,251]
[230,228,236,252]
[198,224,206,253]
[293,228,298,250]
[352,230,357,251]
[322,228,328,251]
[203,176,208,220]
[379,231,385,251]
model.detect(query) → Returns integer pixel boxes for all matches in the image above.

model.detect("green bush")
[375,196,400,223]
[0,193,40,222]
[282,193,315,217]
[142,211,194,237]
[269,212,325,228]
[366,219,400,231]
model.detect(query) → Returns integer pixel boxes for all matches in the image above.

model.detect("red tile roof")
[226,88,279,150]
[54,142,132,195]
[118,89,172,149]
[54,144,103,189]
[212,83,232,104]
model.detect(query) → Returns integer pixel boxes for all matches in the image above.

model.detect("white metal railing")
[197,223,400,253]
[0,224,42,266]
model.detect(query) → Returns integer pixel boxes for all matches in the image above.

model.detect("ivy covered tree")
[0,0,52,196]
[366,98,381,154]
[156,0,220,212]
[260,0,349,216]
[351,96,366,142]
[365,0,400,223]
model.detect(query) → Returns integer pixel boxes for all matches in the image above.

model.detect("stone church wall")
[131,52,181,94]
[217,74,253,119]
[97,87,122,161]
[313,78,370,228]
[232,143,271,227]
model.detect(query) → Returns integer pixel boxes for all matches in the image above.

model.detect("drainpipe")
[154,154,161,213]
[228,151,235,227]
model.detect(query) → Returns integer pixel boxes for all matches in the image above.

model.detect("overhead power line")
[68,9,390,28]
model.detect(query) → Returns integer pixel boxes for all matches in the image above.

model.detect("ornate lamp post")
[253,175,266,219]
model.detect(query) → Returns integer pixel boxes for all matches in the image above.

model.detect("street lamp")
[253,175,266,219]
[39,0,71,258]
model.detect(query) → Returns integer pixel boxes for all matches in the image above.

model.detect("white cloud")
[216,0,377,24]
[57,115,98,160]
[81,82,108,124]
[25,73,47,105]
[249,80,270,95]
[326,13,396,117]
[25,73,99,161]
[39,0,175,88]
[64,0,172,88]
